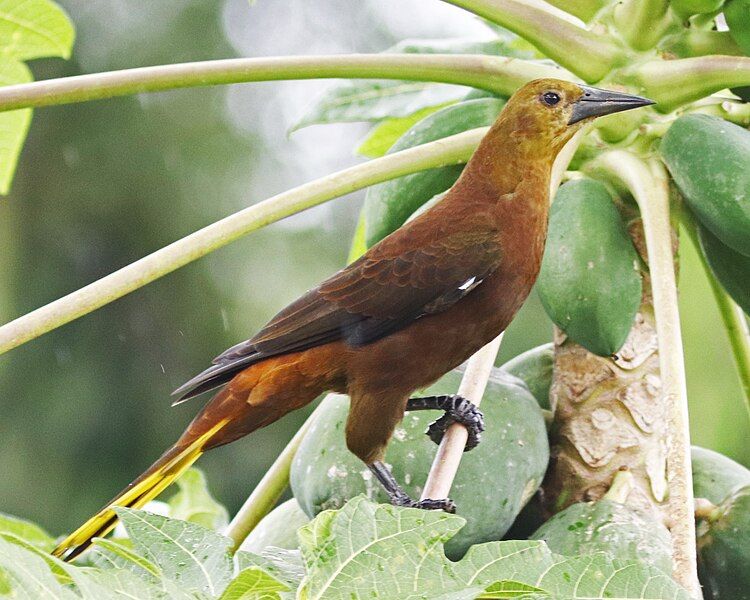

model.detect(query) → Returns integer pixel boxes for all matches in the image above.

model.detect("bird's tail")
[52,418,228,561]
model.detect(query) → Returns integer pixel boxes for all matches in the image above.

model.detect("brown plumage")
[53,78,653,559]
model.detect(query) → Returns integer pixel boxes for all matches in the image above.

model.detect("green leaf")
[167,467,229,531]
[114,507,233,597]
[218,567,290,600]
[0,536,77,599]
[363,97,504,247]
[71,568,178,600]
[0,511,55,551]
[0,0,74,60]
[297,497,468,600]
[89,537,161,578]
[0,60,32,195]
[236,548,305,590]
[356,103,451,158]
[479,580,550,598]
[292,80,471,131]
[0,532,73,586]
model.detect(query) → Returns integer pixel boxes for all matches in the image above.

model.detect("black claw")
[392,494,457,514]
[422,395,485,452]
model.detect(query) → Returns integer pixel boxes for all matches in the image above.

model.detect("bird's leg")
[368,461,456,513]
[405,394,484,451]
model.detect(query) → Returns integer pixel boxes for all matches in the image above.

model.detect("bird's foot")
[392,493,457,513]
[368,461,456,513]
[406,394,484,451]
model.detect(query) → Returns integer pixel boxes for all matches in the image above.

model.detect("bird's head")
[500,78,654,152]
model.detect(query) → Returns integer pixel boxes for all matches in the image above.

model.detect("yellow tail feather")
[52,420,227,561]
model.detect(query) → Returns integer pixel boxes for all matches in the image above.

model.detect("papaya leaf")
[167,467,229,531]
[89,537,161,579]
[291,80,471,131]
[0,0,74,61]
[0,536,77,599]
[114,507,233,597]
[296,497,469,599]
[1,532,74,588]
[478,580,550,598]
[363,97,504,247]
[0,60,32,195]
[218,567,290,600]
[236,548,305,590]
[0,511,55,551]
[356,104,451,158]
[292,35,520,131]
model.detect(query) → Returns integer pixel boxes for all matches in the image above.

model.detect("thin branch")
[421,335,504,500]
[0,54,567,113]
[682,212,750,419]
[225,412,313,551]
[0,128,487,355]
[631,55,750,111]
[441,0,623,82]
[592,152,701,598]
[614,0,671,51]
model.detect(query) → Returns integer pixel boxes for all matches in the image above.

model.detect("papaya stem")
[0,54,566,114]
[542,0,607,22]
[440,0,623,82]
[631,56,750,110]
[592,152,701,598]
[659,29,743,58]
[225,413,313,551]
[613,0,671,51]
[603,470,636,504]
[421,334,504,500]
[0,128,487,356]
[682,211,750,420]
[694,497,720,522]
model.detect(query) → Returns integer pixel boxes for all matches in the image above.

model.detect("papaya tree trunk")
[543,217,671,520]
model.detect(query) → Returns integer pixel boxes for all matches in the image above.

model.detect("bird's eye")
[541,91,561,106]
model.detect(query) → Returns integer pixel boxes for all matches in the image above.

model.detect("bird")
[52,78,653,560]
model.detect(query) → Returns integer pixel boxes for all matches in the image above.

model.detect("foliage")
[0,0,72,193]
[0,494,692,599]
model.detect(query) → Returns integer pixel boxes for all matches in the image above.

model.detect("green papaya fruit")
[363,98,505,248]
[500,343,554,410]
[239,499,309,553]
[537,179,642,356]
[661,114,750,256]
[725,0,750,56]
[529,499,673,572]
[698,224,750,315]
[692,446,750,504]
[697,485,750,600]
[290,368,549,559]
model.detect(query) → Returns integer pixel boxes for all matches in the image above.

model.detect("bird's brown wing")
[172,227,500,402]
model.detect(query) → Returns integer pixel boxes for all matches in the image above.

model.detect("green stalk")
[659,29,744,58]
[440,0,623,81]
[682,212,750,418]
[225,413,313,551]
[542,0,608,22]
[0,54,566,113]
[632,56,750,110]
[0,128,487,356]
[592,152,701,598]
[614,0,671,50]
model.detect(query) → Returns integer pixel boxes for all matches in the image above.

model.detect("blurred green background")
[0,0,747,534]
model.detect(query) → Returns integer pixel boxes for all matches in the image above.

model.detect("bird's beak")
[568,85,655,125]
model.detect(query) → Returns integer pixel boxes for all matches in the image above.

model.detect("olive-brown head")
[497,78,654,154]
